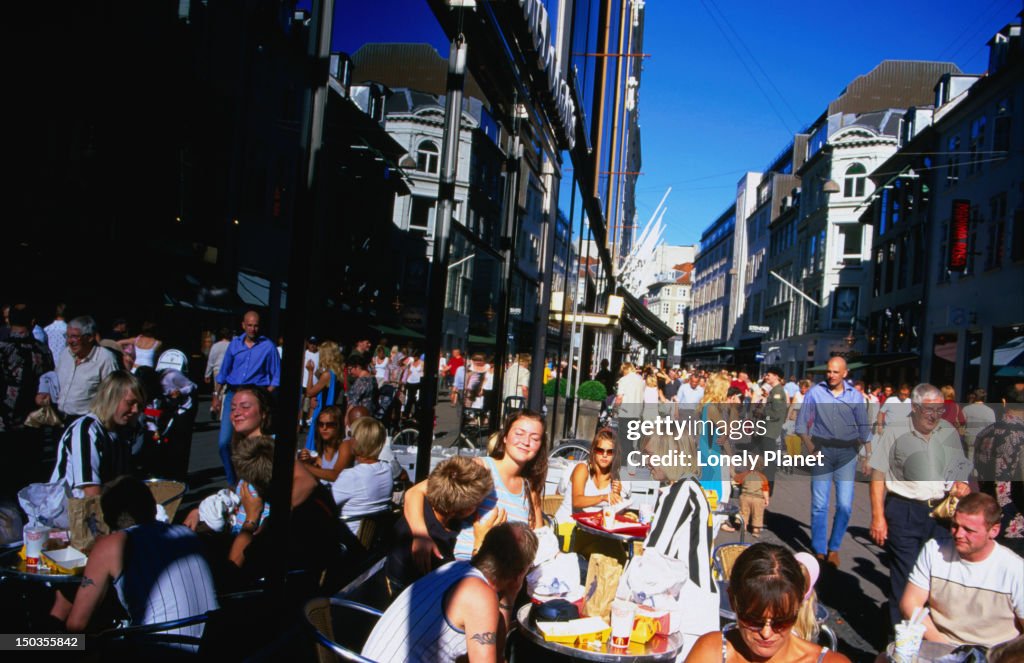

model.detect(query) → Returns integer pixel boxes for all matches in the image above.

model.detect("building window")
[416,140,440,174]
[675,321,685,333]
[968,116,987,176]
[994,97,1012,153]
[843,163,867,197]
[409,196,434,233]
[946,135,960,187]
[676,303,684,315]
[840,224,862,265]
[985,193,1006,270]
[662,303,669,316]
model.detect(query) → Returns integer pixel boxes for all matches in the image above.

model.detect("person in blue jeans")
[795,356,870,568]
[215,311,280,486]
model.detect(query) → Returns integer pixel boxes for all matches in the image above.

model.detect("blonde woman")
[698,374,738,533]
[305,340,344,451]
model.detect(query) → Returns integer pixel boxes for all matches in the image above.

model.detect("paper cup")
[24,526,49,566]
[609,600,636,648]
[638,503,654,525]
[602,506,616,530]
[890,623,925,663]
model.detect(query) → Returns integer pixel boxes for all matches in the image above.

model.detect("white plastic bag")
[532,526,561,566]
[615,549,686,610]
[527,552,583,598]
[17,482,69,529]
[197,489,240,532]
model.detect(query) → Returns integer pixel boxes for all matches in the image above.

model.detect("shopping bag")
[582,553,622,621]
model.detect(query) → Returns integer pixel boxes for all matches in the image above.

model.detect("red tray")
[571,511,650,538]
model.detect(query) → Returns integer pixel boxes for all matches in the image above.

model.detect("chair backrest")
[342,507,396,552]
[304,597,383,663]
[92,611,211,656]
[712,542,751,581]
[145,479,187,522]
[541,494,563,518]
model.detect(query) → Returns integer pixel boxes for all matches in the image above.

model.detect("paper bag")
[68,495,109,552]
[583,553,622,622]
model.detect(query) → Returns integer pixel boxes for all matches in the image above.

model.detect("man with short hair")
[869,383,973,625]
[363,522,538,663]
[757,367,788,495]
[878,383,913,435]
[387,456,495,592]
[900,493,1024,647]
[679,371,704,408]
[795,356,870,568]
[215,311,280,486]
[55,316,120,418]
[53,476,218,643]
[784,375,799,403]
[502,354,530,405]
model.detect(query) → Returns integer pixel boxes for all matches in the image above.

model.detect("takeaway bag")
[18,482,70,529]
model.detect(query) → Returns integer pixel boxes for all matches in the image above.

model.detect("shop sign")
[515,0,577,149]
[947,199,970,272]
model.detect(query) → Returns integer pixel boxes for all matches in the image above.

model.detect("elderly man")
[55,315,120,419]
[215,310,280,486]
[869,383,973,625]
[795,356,871,568]
[362,521,538,663]
[900,493,1023,647]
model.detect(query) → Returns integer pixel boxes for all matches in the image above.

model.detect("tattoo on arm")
[80,576,95,588]
[470,632,496,646]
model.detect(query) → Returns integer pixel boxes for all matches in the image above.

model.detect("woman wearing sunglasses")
[298,405,351,483]
[685,543,850,663]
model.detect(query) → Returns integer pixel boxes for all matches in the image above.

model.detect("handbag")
[929,492,959,523]
[24,404,63,429]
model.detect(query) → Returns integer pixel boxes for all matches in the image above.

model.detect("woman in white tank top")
[555,428,631,522]
[118,321,161,368]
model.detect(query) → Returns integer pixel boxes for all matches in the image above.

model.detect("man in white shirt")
[901,493,1024,647]
[55,316,120,418]
[679,372,704,407]
[878,383,913,434]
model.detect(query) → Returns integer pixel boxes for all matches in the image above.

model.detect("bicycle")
[454,407,491,451]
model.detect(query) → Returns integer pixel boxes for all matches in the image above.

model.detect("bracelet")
[241,520,258,532]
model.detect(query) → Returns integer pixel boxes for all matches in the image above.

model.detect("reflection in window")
[843,163,867,197]
[416,140,439,174]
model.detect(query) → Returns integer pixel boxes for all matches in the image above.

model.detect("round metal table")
[0,545,82,586]
[516,604,683,663]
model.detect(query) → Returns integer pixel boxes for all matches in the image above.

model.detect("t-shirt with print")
[907,537,1024,647]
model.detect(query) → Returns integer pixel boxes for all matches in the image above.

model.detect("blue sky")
[640,0,1021,245]
[331,1,1021,247]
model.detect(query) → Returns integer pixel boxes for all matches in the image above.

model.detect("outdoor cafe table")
[0,544,82,587]
[516,604,684,663]
[571,513,650,561]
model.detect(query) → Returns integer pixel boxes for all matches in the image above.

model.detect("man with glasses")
[868,383,973,626]
[795,357,870,569]
[55,316,120,420]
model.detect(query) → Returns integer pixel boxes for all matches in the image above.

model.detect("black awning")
[621,316,658,349]
[617,287,675,342]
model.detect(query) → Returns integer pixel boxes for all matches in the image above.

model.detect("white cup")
[609,600,636,648]
[638,503,654,525]
[24,525,48,566]
[602,506,616,530]
[890,623,925,663]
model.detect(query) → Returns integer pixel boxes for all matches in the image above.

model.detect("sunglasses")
[737,614,797,634]
[594,448,616,456]
[317,421,339,428]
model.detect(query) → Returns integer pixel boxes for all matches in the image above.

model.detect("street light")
[821,177,841,195]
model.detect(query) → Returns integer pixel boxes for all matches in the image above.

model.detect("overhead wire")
[696,0,796,137]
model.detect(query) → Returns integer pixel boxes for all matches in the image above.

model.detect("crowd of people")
[2,300,1023,660]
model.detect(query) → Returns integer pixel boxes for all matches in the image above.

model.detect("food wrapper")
[635,607,675,636]
[536,617,610,645]
[630,616,659,644]
[41,547,88,575]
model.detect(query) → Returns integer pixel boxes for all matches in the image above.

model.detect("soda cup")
[638,503,654,525]
[609,600,636,648]
[890,622,925,663]
[602,506,616,530]
[23,526,48,566]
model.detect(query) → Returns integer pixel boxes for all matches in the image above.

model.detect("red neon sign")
[947,199,970,272]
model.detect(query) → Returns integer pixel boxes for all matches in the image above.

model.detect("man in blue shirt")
[216,311,280,485]
[795,356,870,568]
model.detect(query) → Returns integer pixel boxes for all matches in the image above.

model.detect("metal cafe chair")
[304,597,382,663]
[91,611,212,658]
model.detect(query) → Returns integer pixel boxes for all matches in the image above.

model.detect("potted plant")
[574,380,607,441]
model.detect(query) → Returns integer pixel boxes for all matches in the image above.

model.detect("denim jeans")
[810,445,858,555]
[218,389,237,487]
